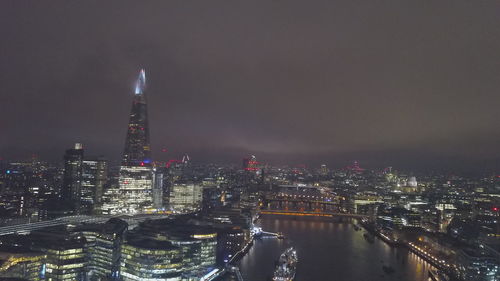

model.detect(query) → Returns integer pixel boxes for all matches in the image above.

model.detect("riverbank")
[358,220,458,280]
[232,216,435,281]
[215,229,256,280]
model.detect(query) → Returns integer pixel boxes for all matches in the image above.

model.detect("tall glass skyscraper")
[62,143,84,214]
[82,157,108,214]
[122,69,151,167]
[115,69,154,214]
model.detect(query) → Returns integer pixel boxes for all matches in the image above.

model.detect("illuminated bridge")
[259,210,368,219]
[262,186,345,213]
[260,186,368,219]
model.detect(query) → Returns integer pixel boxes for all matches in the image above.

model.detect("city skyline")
[1,1,500,173]
[1,2,500,281]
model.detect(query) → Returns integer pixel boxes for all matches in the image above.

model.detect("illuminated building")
[346,160,364,173]
[82,157,108,214]
[121,237,183,281]
[62,143,84,214]
[216,228,248,265]
[100,185,122,215]
[152,169,164,210]
[0,162,31,218]
[407,176,418,187]
[117,166,153,214]
[173,233,217,274]
[135,218,218,279]
[87,219,128,281]
[319,164,329,176]
[421,208,441,232]
[456,247,499,281]
[0,249,45,280]
[43,239,86,281]
[113,69,154,214]
[169,183,203,213]
[199,208,252,265]
[242,155,259,171]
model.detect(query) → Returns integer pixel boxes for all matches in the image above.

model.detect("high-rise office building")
[43,239,86,281]
[122,69,151,167]
[169,183,203,213]
[62,143,84,214]
[319,164,329,176]
[87,218,128,280]
[152,169,164,210]
[116,69,154,214]
[94,158,108,211]
[82,157,108,214]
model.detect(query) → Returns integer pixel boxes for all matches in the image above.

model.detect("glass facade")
[117,166,154,213]
[113,69,154,214]
[44,246,85,281]
[62,144,84,213]
[121,240,183,281]
[170,184,203,213]
[82,158,108,214]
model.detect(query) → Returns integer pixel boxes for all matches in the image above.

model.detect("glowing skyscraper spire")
[112,69,154,214]
[123,69,151,166]
[135,69,146,95]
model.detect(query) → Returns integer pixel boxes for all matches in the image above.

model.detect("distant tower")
[320,164,329,176]
[181,154,190,168]
[62,143,84,213]
[347,161,364,173]
[122,69,151,166]
[116,69,154,214]
[243,155,258,171]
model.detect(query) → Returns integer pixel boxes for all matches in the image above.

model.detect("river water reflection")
[235,216,434,281]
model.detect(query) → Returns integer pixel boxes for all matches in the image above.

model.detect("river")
[231,216,434,281]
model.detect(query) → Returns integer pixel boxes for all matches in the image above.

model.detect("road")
[0,213,170,236]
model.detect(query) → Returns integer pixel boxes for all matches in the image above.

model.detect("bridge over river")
[259,210,368,219]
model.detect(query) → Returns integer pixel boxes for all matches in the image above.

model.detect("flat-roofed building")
[170,183,203,213]
[121,237,183,281]
[43,240,86,281]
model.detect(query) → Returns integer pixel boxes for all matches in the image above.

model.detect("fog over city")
[1,1,499,172]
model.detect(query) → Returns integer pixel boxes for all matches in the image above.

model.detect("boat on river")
[273,247,298,281]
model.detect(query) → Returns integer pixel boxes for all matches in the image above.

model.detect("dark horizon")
[1,1,500,174]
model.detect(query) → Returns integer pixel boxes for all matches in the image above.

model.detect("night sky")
[1,1,500,172]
